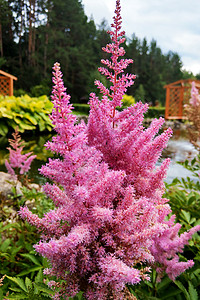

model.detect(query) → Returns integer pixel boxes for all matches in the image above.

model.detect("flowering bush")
[5,128,36,180]
[184,81,200,150]
[20,1,200,299]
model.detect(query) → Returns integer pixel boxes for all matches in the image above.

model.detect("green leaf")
[18,120,36,130]
[174,280,190,300]
[20,253,41,265]
[23,113,38,125]
[161,289,182,299]
[34,282,55,294]
[18,266,43,276]
[35,269,43,283]
[180,210,191,223]
[6,276,28,292]
[0,120,8,135]
[156,276,172,291]
[188,195,196,206]
[188,281,198,300]
[9,287,23,292]
[25,277,33,291]
[0,238,11,252]
[5,293,28,299]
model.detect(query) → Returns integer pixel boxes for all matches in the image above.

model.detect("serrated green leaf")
[20,253,41,265]
[9,287,23,292]
[161,289,182,299]
[35,269,43,283]
[0,238,11,252]
[156,276,172,291]
[6,276,27,292]
[11,246,23,258]
[34,282,55,294]
[174,280,190,300]
[188,281,198,300]
[25,277,33,291]
[5,293,28,299]
[18,266,43,276]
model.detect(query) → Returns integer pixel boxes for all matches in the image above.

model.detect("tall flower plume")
[184,81,200,149]
[20,1,200,299]
[5,128,36,177]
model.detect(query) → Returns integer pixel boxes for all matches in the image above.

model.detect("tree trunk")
[0,23,3,57]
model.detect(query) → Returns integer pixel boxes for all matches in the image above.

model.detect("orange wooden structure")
[0,70,17,96]
[164,79,200,120]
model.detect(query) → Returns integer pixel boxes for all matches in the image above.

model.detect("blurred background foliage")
[0,0,200,106]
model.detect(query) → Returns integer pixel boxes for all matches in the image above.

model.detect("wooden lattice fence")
[0,70,17,96]
[164,79,200,120]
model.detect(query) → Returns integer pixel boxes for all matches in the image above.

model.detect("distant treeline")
[0,0,199,104]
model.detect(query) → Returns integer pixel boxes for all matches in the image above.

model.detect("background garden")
[1,0,200,105]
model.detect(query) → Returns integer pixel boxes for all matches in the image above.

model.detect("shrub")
[122,94,135,106]
[30,85,51,97]
[145,106,165,119]
[73,103,90,115]
[0,94,53,136]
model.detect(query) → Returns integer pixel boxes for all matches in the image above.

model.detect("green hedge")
[73,103,165,119]
[0,95,53,136]
[144,106,165,118]
[73,103,90,115]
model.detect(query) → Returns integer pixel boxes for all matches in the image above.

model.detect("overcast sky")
[82,0,200,75]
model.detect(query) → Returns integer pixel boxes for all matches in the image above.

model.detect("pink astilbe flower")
[20,1,200,299]
[5,128,36,177]
[189,81,200,107]
[184,81,200,149]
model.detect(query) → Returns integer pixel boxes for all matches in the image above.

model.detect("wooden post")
[165,86,170,119]
[179,85,184,118]
[9,78,13,96]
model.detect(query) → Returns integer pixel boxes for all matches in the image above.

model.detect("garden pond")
[0,126,198,184]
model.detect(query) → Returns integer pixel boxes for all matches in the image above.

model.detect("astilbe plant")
[5,128,36,182]
[184,81,200,150]
[20,1,200,299]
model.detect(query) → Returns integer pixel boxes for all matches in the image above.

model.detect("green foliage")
[122,94,135,106]
[0,95,53,136]
[134,84,146,103]
[3,272,53,299]
[73,103,90,115]
[30,85,51,98]
[0,182,55,298]
[1,0,195,105]
[14,89,27,97]
[145,107,165,119]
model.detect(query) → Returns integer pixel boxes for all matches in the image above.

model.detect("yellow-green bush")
[122,94,135,106]
[0,95,53,136]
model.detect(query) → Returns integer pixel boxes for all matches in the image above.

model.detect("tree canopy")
[0,0,199,104]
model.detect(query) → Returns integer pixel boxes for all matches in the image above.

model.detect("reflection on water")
[161,129,198,183]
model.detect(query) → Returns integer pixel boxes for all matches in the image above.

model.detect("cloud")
[82,0,200,75]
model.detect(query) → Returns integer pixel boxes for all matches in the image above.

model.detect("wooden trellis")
[164,79,200,120]
[0,70,17,96]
